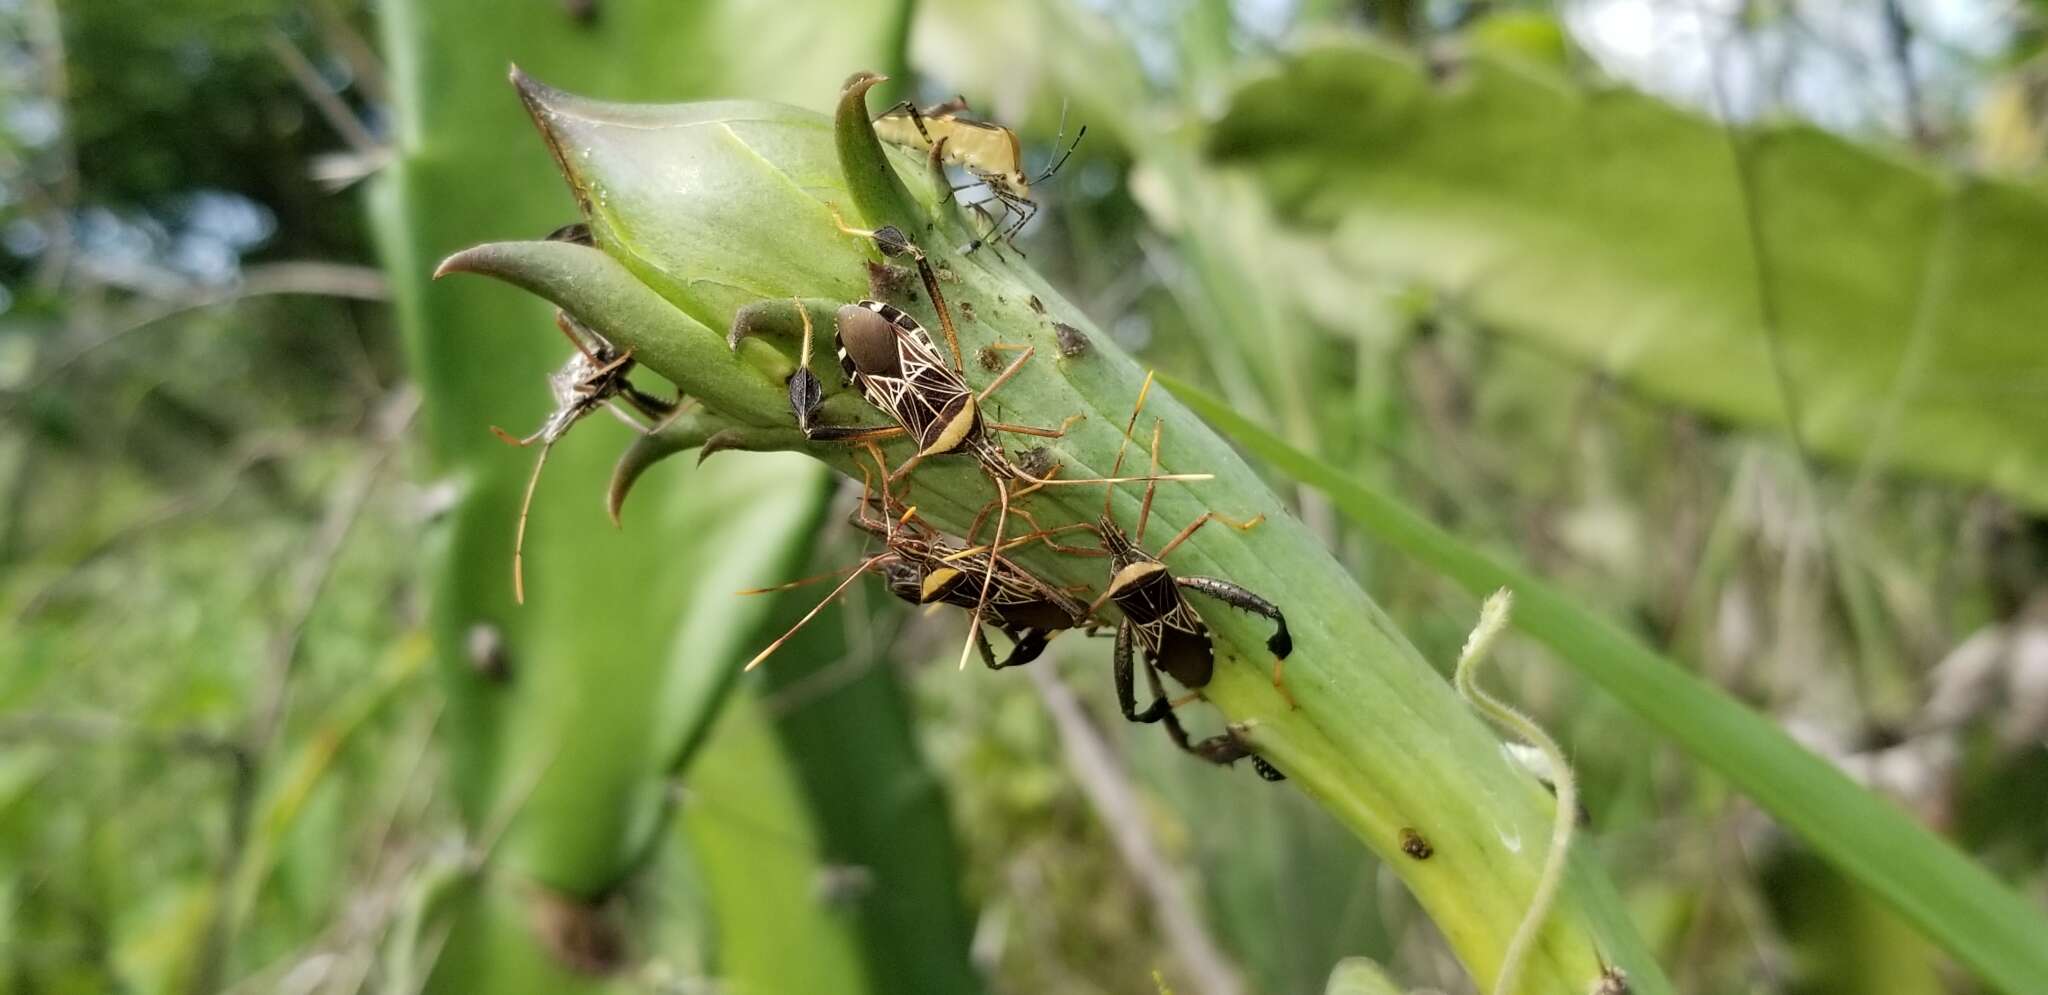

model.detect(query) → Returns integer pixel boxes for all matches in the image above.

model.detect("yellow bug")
[872,97,1085,254]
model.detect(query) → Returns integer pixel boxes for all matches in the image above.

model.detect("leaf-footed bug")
[730,219,1202,673]
[492,307,680,603]
[1089,373,1295,776]
[737,450,1093,673]
[871,97,1084,255]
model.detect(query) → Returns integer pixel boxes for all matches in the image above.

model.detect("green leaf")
[1323,957,1407,995]
[679,691,877,995]
[372,0,932,990]
[509,79,947,332]
[1165,371,2048,995]
[750,577,983,995]
[1208,39,2048,510]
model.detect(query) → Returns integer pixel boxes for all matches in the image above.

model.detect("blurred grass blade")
[373,0,908,986]
[1165,372,2048,995]
[1207,39,2048,511]
[1323,958,1407,995]
[750,578,983,993]
[679,690,878,995]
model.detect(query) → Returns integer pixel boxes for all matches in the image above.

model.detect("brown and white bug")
[1088,373,1294,776]
[737,454,1092,673]
[731,223,1200,671]
[493,307,680,603]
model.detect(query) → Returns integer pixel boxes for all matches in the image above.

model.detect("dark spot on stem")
[1594,967,1630,994]
[1016,446,1059,478]
[529,888,627,975]
[977,345,1003,372]
[866,260,913,298]
[1054,322,1090,358]
[1028,295,1045,314]
[561,0,598,25]
[467,623,510,682]
[1398,827,1432,859]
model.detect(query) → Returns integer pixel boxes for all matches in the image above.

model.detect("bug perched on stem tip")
[491,308,680,604]
[872,96,1085,255]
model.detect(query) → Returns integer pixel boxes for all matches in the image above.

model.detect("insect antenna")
[1103,370,1155,518]
[735,560,872,596]
[1034,102,1086,185]
[504,435,554,605]
[743,553,891,672]
[958,476,1011,670]
[1138,418,1163,543]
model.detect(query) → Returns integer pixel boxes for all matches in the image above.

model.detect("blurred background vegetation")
[3,1,2046,993]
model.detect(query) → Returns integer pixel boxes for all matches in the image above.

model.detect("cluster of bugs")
[498,102,1295,779]
[725,202,1295,777]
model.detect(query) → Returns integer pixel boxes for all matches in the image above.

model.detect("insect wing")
[842,301,975,451]
[1119,567,1200,653]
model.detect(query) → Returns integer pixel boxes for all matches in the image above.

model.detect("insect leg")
[1146,663,1211,756]
[736,559,873,595]
[1143,670,1273,776]
[995,628,1054,669]
[1174,575,1296,706]
[724,297,845,354]
[804,423,908,445]
[1001,509,1104,557]
[958,476,1013,670]
[972,623,1002,670]
[616,384,679,423]
[999,194,1038,253]
[743,553,889,671]
[827,203,925,262]
[490,424,548,447]
[1114,624,1171,723]
[975,343,1038,400]
[507,438,557,605]
[553,310,611,364]
[986,416,1083,439]
[1152,511,1265,559]
[873,99,933,143]
[762,297,905,443]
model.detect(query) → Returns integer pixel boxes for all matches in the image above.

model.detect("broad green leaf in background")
[747,574,983,995]
[371,0,971,989]
[679,691,876,995]
[1168,372,2048,995]
[1207,39,2048,511]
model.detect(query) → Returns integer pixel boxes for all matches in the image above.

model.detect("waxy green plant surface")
[440,72,1674,994]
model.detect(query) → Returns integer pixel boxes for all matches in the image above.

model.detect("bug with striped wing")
[1091,374,1294,779]
[731,222,1199,671]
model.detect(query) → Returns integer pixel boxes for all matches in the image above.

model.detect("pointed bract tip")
[841,71,889,97]
[433,246,485,280]
[509,64,568,112]
[697,428,750,465]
